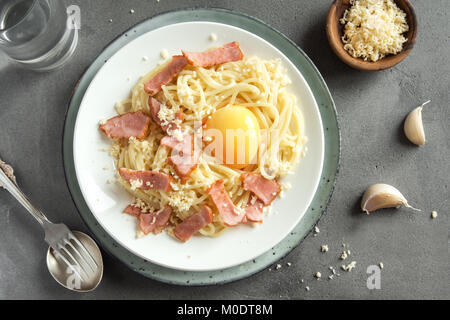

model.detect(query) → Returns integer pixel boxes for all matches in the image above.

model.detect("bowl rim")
[326,0,418,71]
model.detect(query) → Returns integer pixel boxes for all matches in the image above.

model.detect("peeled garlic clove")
[404,100,431,146]
[361,184,420,214]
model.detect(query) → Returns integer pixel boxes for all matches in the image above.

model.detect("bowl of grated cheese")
[326,0,417,71]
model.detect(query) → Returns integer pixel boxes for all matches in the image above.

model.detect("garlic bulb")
[361,184,420,214]
[404,100,431,146]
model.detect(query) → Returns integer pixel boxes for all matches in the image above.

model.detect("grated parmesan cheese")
[160,49,169,59]
[130,198,155,214]
[209,33,218,41]
[340,250,350,260]
[130,179,143,191]
[168,190,196,213]
[340,0,409,62]
[157,102,184,141]
[341,261,357,272]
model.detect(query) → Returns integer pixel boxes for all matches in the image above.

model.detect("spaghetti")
[106,49,307,239]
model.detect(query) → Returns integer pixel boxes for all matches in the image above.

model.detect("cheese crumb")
[130,9,135,14]
[142,56,148,61]
[281,182,292,191]
[313,226,320,236]
[276,264,282,270]
[209,33,218,41]
[340,250,349,260]
[305,286,310,291]
[315,272,322,279]
[329,266,337,275]
[136,230,145,238]
[341,261,357,272]
[431,211,438,219]
[160,49,169,59]
[168,190,196,212]
[321,245,329,253]
[340,0,409,62]
[131,198,154,214]
[130,179,143,191]
[379,262,384,270]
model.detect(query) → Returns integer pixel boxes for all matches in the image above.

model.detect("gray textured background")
[0,0,448,300]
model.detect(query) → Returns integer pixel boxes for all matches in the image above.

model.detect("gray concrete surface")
[0,0,448,300]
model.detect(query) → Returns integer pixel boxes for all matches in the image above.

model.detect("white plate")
[73,21,324,272]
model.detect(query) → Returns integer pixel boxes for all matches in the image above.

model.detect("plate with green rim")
[63,8,340,285]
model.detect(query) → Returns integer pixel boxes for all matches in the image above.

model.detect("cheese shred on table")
[340,0,409,62]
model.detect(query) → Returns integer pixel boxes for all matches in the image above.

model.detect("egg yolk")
[204,105,260,169]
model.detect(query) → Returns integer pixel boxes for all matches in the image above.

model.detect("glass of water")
[0,0,78,71]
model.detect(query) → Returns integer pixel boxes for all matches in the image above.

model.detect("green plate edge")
[62,8,341,286]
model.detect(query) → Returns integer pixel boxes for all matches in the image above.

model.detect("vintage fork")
[0,160,98,282]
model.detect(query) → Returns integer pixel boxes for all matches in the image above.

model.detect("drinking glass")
[0,0,78,71]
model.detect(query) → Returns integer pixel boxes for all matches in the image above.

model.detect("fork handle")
[0,167,50,226]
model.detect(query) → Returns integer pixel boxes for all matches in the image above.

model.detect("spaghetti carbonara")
[100,43,306,241]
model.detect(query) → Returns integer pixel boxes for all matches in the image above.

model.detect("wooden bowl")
[326,0,418,71]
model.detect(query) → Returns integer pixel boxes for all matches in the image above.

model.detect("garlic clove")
[404,100,431,146]
[361,184,420,214]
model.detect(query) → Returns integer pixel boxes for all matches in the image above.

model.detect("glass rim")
[0,0,39,32]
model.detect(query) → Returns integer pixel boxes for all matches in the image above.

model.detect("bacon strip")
[173,206,213,242]
[208,180,245,227]
[139,207,172,235]
[241,173,281,206]
[160,134,191,150]
[144,55,188,95]
[148,97,184,133]
[182,42,244,68]
[160,134,201,181]
[119,168,172,192]
[245,199,265,223]
[123,205,142,218]
[99,111,151,140]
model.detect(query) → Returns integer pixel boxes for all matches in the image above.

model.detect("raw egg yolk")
[204,105,260,169]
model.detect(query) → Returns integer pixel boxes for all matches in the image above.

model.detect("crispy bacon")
[139,207,172,235]
[173,206,213,242]
[245,198,265,223]
[99,111,151,140]
[148,97,184,133]
[208,180,245,227]
[160,134,201,180]
[144,55,188,95]
[182,42,244,68]
[119,168,172,192]
[241,173,281,206]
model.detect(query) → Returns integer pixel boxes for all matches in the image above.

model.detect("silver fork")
[0,160,98,282]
